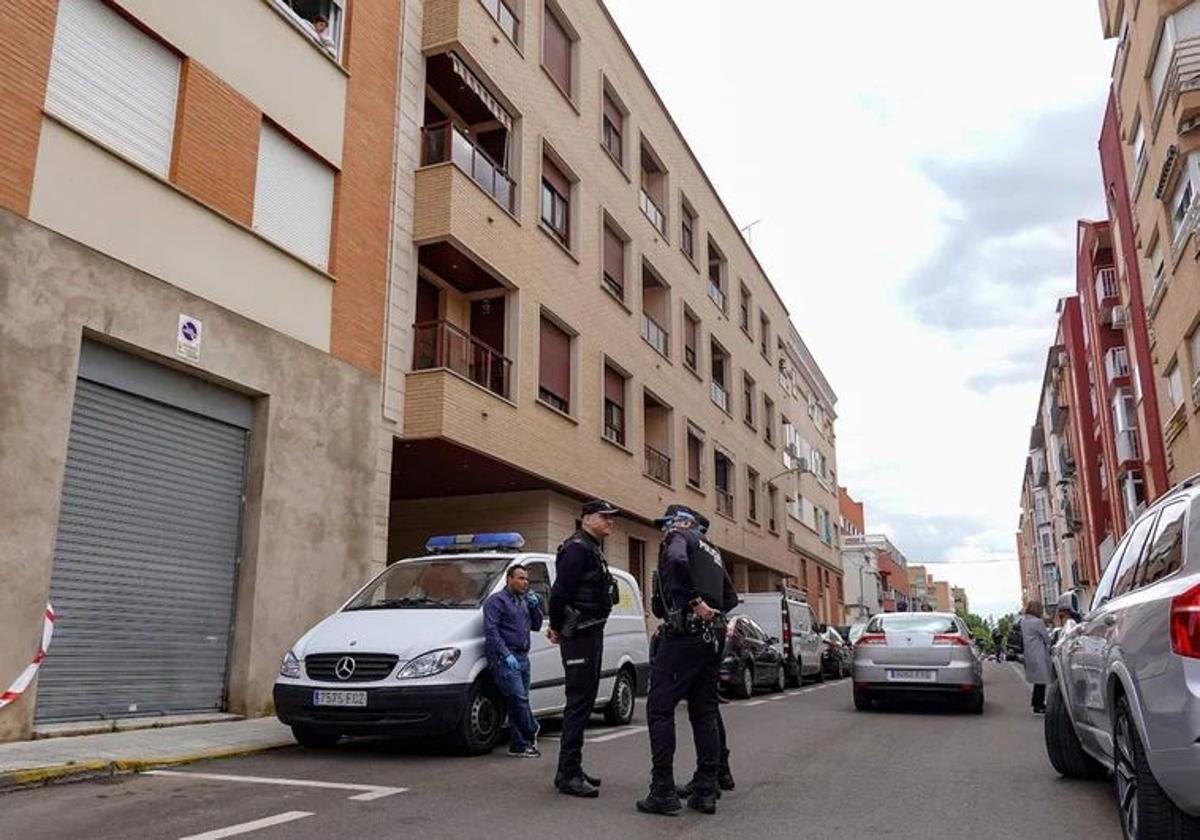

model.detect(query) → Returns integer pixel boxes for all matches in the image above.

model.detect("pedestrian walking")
[637,505,738,817]
[548,499,620,798]
[482,564,543,758]
[1020,600,1051,713]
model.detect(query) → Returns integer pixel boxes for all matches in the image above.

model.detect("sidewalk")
[0,717,295,791]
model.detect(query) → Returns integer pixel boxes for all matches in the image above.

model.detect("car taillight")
[932,634,970,646]
[855,633,886,647]
[1170,583,1200,659]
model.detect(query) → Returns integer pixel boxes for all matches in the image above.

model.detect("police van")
[273,533,650,754]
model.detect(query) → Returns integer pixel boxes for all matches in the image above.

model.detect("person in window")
[483,564,543,758]
[311,14,336,52]
[1020,600,1051,714]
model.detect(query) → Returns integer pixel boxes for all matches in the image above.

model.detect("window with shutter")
[539,316,572,412]
[46,0,181,177]
[683,310,699,371]
[543,4,573,96]
[602,91,623,164]
[603,224,625,299]
[252,123,335,269]
[603,364,625,445]
[681,202,696,260]
[687,428,703,487]
[541,155,571,245]
[747,468,759,522]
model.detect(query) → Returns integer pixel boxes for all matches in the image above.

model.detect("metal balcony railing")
[412,320,512,399]
[640,313,669,356]
[421,121,516,212]
[716,488,734,517]
[639,189,666,234]
[708,281,726,311]
[711,381,729,412]
[1095,267,1118,303]
[644,444,671,484]
[1106,346,1131,384]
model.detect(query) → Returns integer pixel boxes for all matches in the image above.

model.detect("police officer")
[637,504,738,816]
[548,499,619,798]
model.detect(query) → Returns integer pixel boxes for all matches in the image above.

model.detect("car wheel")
[965,690,985,715]
[291,726,340,749]
[814,661,826,683]
[785,659,802,688]
[452,679,503,755]
[1044,681,1105,779]
[853,688,871,711]
[773,664,786,693]
[1114,694,1200,839]
[603,666,636,726]
[736,662,754,699]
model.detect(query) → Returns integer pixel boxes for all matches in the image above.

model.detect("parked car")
[851,611,984,713]
[820,626,852,679]
[719,614,787,698]
[1044,477,1200,838]
[732,588,822,686]
[845,621,868,646]
[273,533,650,754]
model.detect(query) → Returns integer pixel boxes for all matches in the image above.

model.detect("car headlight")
[279,650,302,679]
[397,648,461,680]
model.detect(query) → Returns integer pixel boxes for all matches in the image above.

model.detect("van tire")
[1044,681,1105,779]
[292,726,340,749]
[785,659,801,688]
[452,679,503,755]
[603,667,636,726]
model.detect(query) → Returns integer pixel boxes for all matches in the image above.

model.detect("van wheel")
[452,680,503,755]
[1044,681,1104,779]
[291,726,340,749]
[603,667,636,726]
[736,662,754,699]
[1114,695,1200,839]
[785,659,802,688]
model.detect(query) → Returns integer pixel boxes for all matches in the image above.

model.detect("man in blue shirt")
[483,564,544,757]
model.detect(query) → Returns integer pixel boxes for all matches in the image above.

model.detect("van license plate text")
[886,669,935,682]
[313,690,367,707]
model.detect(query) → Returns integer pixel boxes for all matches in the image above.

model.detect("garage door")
[35,346,250,723]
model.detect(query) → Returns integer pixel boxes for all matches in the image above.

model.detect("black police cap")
[581,498,619,516]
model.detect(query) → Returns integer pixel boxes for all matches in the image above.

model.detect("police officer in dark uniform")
[549,499,619,798]
[637,504,738,816]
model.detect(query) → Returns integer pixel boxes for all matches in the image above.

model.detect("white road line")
[178,811,313,840]
[1009,662,1025,680]
[768,694,786,701]
[145,770,407,802]
[741,699,770,706]
[588,725,647,743]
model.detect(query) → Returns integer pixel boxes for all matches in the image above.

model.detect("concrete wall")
[0,211,380,740]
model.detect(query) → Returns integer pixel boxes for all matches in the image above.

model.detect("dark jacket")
[482,588,543,661]
[550,529,615,633]
[659,527,738,614]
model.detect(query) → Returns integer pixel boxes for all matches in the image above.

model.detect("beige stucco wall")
[29,119,334,351]
[0,210,378,740]
[115,0,346,165]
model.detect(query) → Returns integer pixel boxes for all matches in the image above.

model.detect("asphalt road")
[1,662,1124,840]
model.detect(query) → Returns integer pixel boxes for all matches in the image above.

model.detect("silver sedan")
[851,612,984,713]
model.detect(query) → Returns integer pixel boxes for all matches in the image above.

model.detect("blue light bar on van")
[424,533,526,553]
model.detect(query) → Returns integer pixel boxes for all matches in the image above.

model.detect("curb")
[0,740,294,793]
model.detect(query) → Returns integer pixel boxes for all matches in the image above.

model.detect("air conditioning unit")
[1111,305,1129,329]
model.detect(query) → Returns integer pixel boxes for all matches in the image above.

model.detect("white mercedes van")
[273,533,650,753]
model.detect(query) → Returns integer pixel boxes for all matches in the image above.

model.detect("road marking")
[588,725,647,743]
[1009,662,1024,680]
[145,770,407,802]
[178,811,313,840]
[742,699,770,706]
[768,694,787,701]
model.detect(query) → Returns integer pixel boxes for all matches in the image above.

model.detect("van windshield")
[344,557,512,610]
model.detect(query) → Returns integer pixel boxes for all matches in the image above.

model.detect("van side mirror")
[767,635,780,645]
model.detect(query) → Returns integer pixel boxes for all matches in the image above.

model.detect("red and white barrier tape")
[0,603,56,711]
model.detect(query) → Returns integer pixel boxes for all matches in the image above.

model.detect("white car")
[274,533,650,753]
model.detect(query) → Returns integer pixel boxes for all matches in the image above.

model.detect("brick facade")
[0,1,58,215]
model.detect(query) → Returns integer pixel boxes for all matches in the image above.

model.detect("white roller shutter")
[253,123,335,270]
[45,0,180,177]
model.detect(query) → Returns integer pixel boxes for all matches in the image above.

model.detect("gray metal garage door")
[35,352,250,723]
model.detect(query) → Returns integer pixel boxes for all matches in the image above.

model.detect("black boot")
[676,780,722,800]
[556,776,599,798]
[582,770,601,787]
[687,789,718,815]
[636,786,682,816]
[717,765,735,791]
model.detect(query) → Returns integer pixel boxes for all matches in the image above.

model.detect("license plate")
[312,690,367,707]
[887,669,936,682]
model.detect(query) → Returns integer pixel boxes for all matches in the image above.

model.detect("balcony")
[639,189,666,235]
[716,488,734,518]
[1152,25,1200,126]
[1116,429,1140,467]
[1094,267,1118,304]
[640,314,669,356]
[640,266,670,357]
[1049,396,1067,433]
[711,381,729,413]
[422,122,515,213]
[644,444,671,485]
[413,319,511,399]
[708,282,726,311]
[1105,346,1131,386]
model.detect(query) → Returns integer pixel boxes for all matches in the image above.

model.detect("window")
[1132,116,1147,173]
[739,285,752,334]
[274,0,347,58]
[540,155,570,245]
[602,221,625,300]
[767,485,778,532]
[681,200,696,261]
[686,425,704,488]
[480,0,519,43]
[1149,238,1166,285]
[1190,329,1200,387]
[538,315,571,412]
[253,123,336,269]
[1106,511,1159,602]
[639,142,667,235]
[524,560,552,606]
[707,239,727,310]
[603,363,626,446]
[602,88,623,165]
[542,2,573,98]
[1172,163,1195,241]
[715,451,734,517]
[1139,501,1187,587]
[710,340,730,412]
[628,537,645,598]
[747,467,759,522]
[46,0,181,177]
[742,373,756,428]
[759,313,770,358]
[683,308,700,372]
[1166,362,1185,410]
[763,395,775,445]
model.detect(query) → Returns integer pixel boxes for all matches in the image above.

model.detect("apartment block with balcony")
[842,533,909,620]
[0,0,402,741]
[385,0,842,620]
[1101,0,1200,483]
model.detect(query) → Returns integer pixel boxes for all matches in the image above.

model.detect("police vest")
[559,531,617,619]
[660,528,727,609]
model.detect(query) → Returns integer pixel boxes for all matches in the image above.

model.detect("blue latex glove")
[504,653,519,670]
[526,592,540,609]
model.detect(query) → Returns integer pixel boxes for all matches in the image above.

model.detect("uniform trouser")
[556,629,604,781]
[646,633,721,794]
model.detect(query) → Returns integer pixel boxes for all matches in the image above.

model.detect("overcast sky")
[606,0,1116,620]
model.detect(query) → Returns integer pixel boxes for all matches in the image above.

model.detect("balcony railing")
[640,313,669,356]
[1095,267,1118,303]
[644,444,671,484]
[1173,194,1200,257]
[708,282,726,311]
[1156,33,1200,123]
[639,189,666,234]
[684,344,697,370]
[421,121,515,212]
[478,0,518,42]
[1105,346,1131,384]
[716,488,734,517]
[1116,429,1140,465]
[412,320,511,399]
[711,381,729,412]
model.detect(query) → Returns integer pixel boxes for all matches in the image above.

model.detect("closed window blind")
[603,225,624,289]
[253,123,335,270]
[539,317,571,407]
[45,0,181,177]
[543,6,572,93]
[604,365,625,407]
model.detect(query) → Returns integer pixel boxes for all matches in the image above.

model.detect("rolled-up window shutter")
[603,226,624,286]
[604,92,622,130]
[542,155,570,196]
[604,366,624,407]
[685,314,697,352]
[253,123,335,269]
[539,317,571,404]
[544,8,572,92]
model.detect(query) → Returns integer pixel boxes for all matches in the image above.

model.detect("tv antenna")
[740,219,762,244]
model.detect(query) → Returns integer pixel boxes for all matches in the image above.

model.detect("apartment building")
[907,565,933,611]
[838,486,865,537]
[0,0,402,741]
[841,532,910,620]
[932,581,952,613]
[1100,0,1200,484]
[952,586,969,615]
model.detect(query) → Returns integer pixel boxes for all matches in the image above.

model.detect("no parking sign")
[177,314,202,362]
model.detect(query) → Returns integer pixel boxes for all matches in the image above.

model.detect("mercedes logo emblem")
[334,656,356,680]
